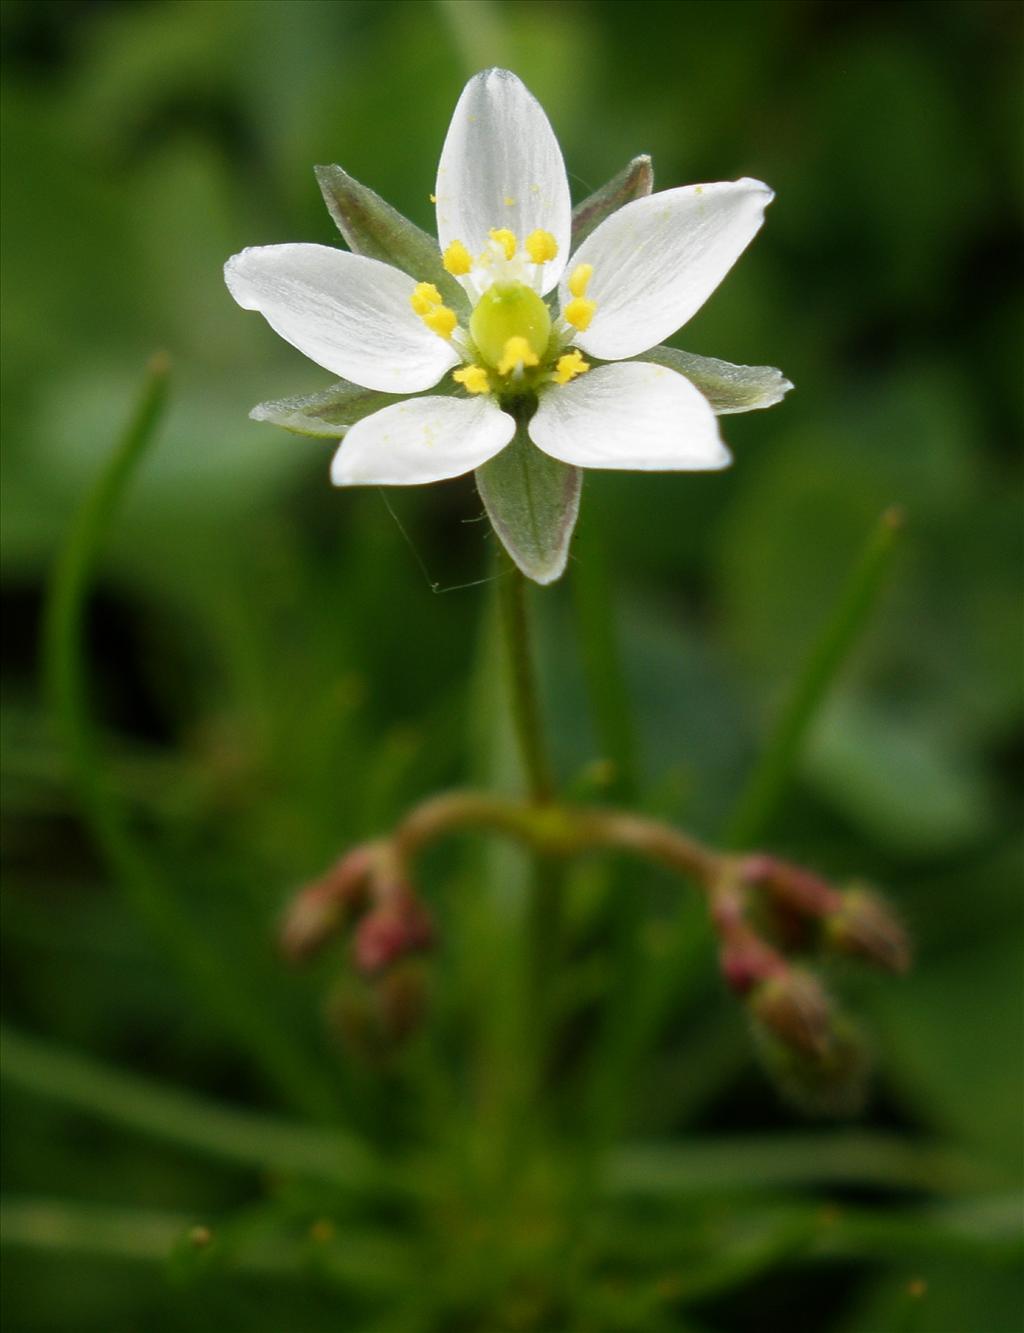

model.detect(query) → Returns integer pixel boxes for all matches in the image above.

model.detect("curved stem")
[390,790,724,889]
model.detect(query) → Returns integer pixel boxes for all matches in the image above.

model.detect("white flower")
[226,69,786,483]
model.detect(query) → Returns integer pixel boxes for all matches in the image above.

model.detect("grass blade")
[726,505,906,847]
[1,1026,374,1191]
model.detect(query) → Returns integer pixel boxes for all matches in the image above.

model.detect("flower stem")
[497,557,554,803]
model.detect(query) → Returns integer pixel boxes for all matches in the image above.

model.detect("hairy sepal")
[315,164,468,313]
[639,345,793,415]
[571,155,654,250]
[476,417,581,585]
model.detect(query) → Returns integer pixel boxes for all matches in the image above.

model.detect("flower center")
[469,282,552,374]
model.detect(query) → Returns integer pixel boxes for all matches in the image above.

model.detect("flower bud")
[754,1013,871,1118]
[750,968,833,1056]
[741,853,842,919]
[825,885,910,974]
[328,961,430,1059]
[352,893,434,975]
[719,931,786,995]
[279,844,374,962]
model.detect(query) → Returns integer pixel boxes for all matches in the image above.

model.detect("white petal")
[330,395,515,486]
[225,244,459,393]
[435,69,571,294]
[528,361,731,471]
[562,179,773,360]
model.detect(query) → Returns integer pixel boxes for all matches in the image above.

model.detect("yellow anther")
[564,297,597,332]
[411,281,458,340]
[443,240,473,276]
[525,229,558,264]
[423,305,457,339]
[488,228,517,261]
[453,365,491,395]
[410,282,443,316]
[497,336,540,376]
[552,350,590,385]
[429,193,437,203]
[568,263,593,298]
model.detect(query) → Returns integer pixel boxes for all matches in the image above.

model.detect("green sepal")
[314,165,467,313]
[639,345,794,415]
[250,379,403,438]
[571,155,654,249]
[476,415,581,586]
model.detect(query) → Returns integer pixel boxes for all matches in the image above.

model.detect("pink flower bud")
[352,895,434,975]
[741,853,842,918]
[279,845,374,962]
[719,931,786,995]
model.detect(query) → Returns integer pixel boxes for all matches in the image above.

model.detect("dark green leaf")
[476,419,581,585]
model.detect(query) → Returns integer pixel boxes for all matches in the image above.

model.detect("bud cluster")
[275,791,910,1107]
[711,856,909,1114]
[279,841,435,1052]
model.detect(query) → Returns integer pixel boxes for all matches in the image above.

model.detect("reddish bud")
[279,845,374,962]
[741,853,842,919]
[826,886,911,974]
[719,930,786,995]
[352,894,433,975]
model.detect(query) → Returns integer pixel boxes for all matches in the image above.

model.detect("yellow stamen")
[453,365,491,395]
[411,281,458,340]
[429,193,437,203]
[442,240,473,276]
[410,282,443,316]
[423,306,457,339]
[525,229,558,264]
[568,263,593,298]
[564,297,596,332]
[497,335,540,376]
[552,350,590,385]
[488,228,517,261]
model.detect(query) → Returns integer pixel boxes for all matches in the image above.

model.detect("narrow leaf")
[251,379,401,438]
[476,419,581,585]
[641,345,794,414]
[0,1026,374,1189]
[571,155,653,249]
[314,164,467,312]
[725,506,906,847]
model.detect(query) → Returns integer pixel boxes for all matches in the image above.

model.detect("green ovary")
[469,282,552,371]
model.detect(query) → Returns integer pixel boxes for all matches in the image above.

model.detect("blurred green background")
[2,1,1022,1329]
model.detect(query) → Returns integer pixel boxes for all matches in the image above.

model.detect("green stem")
[726,505,906,847]
[497,558,554,804]
[41,358,341,1122]
[571,520,639,800]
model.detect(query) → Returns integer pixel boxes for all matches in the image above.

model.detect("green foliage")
[2,1,1021,1330]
